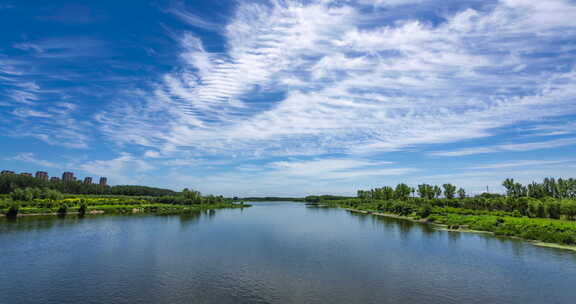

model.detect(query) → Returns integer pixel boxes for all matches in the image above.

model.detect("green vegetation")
[0,186,247,218]
[0,173,176,196]
[238,197,306,202]
[318,177,576,246]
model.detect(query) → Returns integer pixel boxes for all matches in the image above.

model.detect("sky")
[1,0,576,197]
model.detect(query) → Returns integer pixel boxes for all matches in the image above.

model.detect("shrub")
[6,202,20,217]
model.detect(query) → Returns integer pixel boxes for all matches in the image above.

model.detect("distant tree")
[11,188,33,201]
[394,183,412,201]
[503,178,515,197]
[417,184,436,200]
[381,186,395,200]
[182,188,202,204]
[442,184,457,199]
[527,182,545,198]
[457,188,466,199]
[433,186,442,199]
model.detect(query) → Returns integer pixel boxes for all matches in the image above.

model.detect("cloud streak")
[6,153,60,168]
[97,0,576,161]
[431,137,576,156]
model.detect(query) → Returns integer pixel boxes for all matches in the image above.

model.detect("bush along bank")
[318,178,576,247]
[0,187,249,217]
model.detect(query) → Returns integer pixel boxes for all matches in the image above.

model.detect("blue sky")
[1,0,576,196]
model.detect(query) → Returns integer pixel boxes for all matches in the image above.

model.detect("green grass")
[1,195,250,217]
[428,214,576,245]
[325,199,576,246]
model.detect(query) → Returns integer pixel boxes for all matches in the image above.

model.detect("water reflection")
[345,209,576,261]
[0,208,227,234]
[1,202,575,304]
[178,209,221,228]
[0,215,86,234]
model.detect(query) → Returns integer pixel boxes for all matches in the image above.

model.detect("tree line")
[502,178,576,199]
[356,183,466,201]
[348,178,576,220]
[0,174,176,196]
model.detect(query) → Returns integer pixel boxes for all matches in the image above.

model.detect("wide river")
[1,202,575,304]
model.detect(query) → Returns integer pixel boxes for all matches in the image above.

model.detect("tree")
[357,190,370,200]
[43,189,63,201]
[560,200,576,220]
[513,183,527,197]
[442,184,457,199]
[503,178,515,197]
[381,186,395,200]
[547,201,562,219]
[11,188,33,201]
[182,188,202,204]
[457,188,466,199]
[433,186,442,199]
[527,182,545,198]
[417,184,436,199]
[394,183,412,201]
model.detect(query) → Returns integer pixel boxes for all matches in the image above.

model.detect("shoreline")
[344,208,576,253]
[1,204,249,218]
[1,210,105,217]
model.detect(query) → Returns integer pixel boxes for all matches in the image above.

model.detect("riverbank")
[1,203,250,218]
[343,207,576,252]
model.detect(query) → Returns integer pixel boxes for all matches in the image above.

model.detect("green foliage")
[0,174,176,196]
[394,183,412,200]
[417,184,439,199]
[56,203,68,215]
[6,201,20,217]
[457,188,466,199]
[442,184,457,199]
[326,197,576,246]
[11,188,34,201]
[2,187,241,217]
[320,177,576,246]
[428,214,576,245]
[351,177,576,220]
[78,202,88,216]
[182,188,202,204]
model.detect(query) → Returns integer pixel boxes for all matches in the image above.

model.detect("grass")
[326,199,576,246]
[1,196,250,217]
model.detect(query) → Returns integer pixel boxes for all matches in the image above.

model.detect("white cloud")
[432,137,576,156]
[466,159,575,170]
[12,108,53,118]
[167,1,222,31]
[144,150,161,158]
[160,157,416,196]
[268,158,407,179]
[78,153,155,184]
[0,57,91,149]
[162,158,200,167]
[7,153,59,168]
[97,0,576,161]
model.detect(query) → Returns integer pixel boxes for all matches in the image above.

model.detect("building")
[35,171,49,181]
[62,172,74,182]
[20,172,32,177]
[83,177,93,185]
[1,170,15,175]
[99,177,108,186]
[50,177,60,182]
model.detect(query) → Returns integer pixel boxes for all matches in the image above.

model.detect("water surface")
[1,202,575,304]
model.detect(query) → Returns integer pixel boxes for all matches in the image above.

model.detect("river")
[1,202,575,304]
